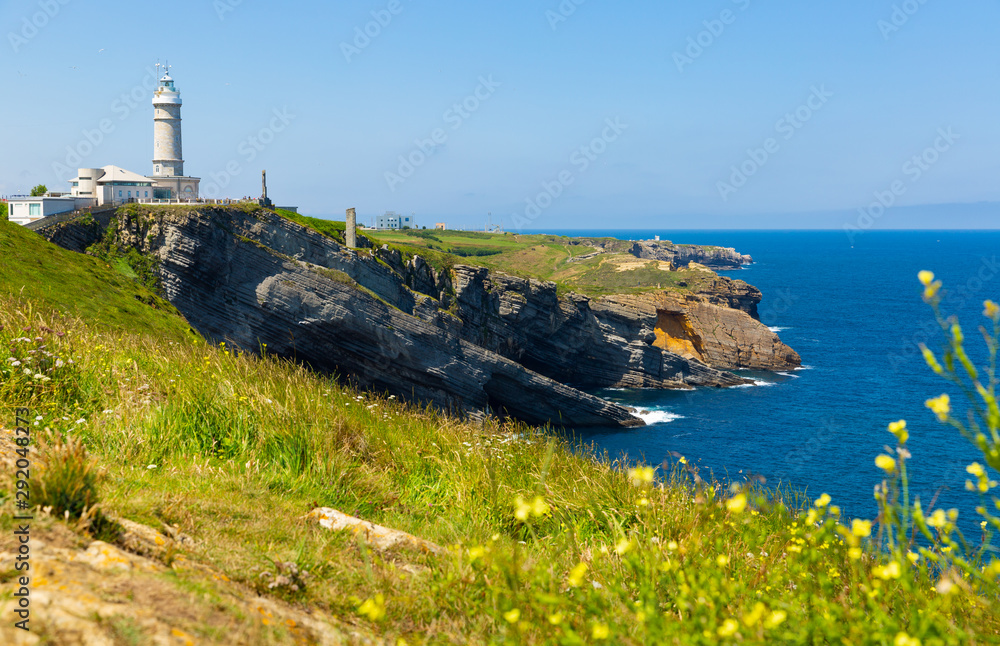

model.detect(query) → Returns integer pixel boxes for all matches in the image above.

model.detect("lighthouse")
[152,64,183,177]
[147,63,200,201]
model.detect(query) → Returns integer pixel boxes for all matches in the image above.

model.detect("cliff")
[625,240,753,269]
[38,205,799,425]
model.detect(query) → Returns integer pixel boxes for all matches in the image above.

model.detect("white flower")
[75,418,86,424]
[147,464,157,469]
[102,409,114,414]
[23,369,32,375]
[35,415,43,421]
[55,359,64,368]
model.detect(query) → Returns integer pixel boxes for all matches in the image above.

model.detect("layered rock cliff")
[38,206,799,426]
[624,240,753,269]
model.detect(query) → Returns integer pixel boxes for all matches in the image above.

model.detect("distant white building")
[377,211,415,229]
[6,195,96,226]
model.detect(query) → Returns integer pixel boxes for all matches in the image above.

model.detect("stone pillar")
[346,208,357,248]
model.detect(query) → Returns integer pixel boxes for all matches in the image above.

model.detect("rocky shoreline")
[39,206,800,427]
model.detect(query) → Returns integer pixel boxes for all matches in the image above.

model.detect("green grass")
[0,216,196,342]
[274,209,346,243]
[2,290,999,644]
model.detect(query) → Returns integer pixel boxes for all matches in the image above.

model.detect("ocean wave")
[636,409,684,425]
[768,326,789,333]
[731,379,778,389]
[795,365,815,371]
[776,372,800,379]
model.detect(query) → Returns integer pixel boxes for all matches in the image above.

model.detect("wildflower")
[815,493,831,507]
[75,418,86,424]
[615,538,633,555]
[726,493,748,514]
[875,455,897,473]
[742,602,766,627]
[851,519,872,537]
[717,555,729,567]
[357,594,386,622]
[907,551,920,564]
[678,456,687,465]
[986,300,1000,321]
[9,360,20,367]
[927,509,947,529]
[717,618,739,637]
[567,562,588,587]
[628,466,655,486]
[763,610,787,629]
[468,546,486,563]
[667,540,678,551]
[925,394,950,422]
[873,561,901,580]
[895,632,922,646]
[147,464,157,470]
[547,613,563,625]
[848,547,863,560]
[637,497,649,507]
[888,420,908,444]
[503,609,520,624]
[591,623,610,640]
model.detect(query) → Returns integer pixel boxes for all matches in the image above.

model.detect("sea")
[543,229,1000,535]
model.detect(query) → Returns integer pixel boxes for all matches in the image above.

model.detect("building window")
[145,191,149,198]
[29,204,40,216]
[119,191,122,197]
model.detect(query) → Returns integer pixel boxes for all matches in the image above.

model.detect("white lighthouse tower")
[147,63,200,200]
[152,63,183,177]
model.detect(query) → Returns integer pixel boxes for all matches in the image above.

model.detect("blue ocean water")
[545,230,1000,533]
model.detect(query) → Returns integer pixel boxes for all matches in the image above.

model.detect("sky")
[2,0,998,230]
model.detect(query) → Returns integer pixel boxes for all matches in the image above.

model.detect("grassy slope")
[0,220,997,643]
[321,226,718,297]
[0,216,195,342]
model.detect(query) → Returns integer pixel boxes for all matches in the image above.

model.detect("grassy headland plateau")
[1,210,999,644]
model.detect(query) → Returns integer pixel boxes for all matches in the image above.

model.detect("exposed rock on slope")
[625,240,753,269]
[40,206,799,425]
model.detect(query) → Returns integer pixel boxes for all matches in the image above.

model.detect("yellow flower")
[852,519,872,537]
[815,493,832,507]
[717,554,729,567]
[514,497,531,522]
[848,547,863,560]
[615,538,633,555]
[875,455,897,473]
[985,300,1000,321]
[667,540,678,551]
[742,602,766,627]
[763,610,787,629]
[514,495,549,521]
[888,420,909,444]
[967,462,986,478]
[357,594,386,622]
[907,551,920,564]
[530,496,550,517]
[920,346,944,375]
[547,613,563,625]
[628,465,655,485]
[567,562,588,588]
[637,497,649,507]
[678,456,687,465]
[927,509,947,529]
[918,271,935,286]
[895,632,922,646]
[874,561,901,580]
[717,618,739,637]
[925,394,950,422]
[726,493,748,514]
[503,609,520,624]
[591,623,610,640]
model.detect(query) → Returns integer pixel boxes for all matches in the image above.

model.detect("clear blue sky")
[2,0,998,229]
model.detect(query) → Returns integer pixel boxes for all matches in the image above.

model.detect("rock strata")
[42,206,800,427]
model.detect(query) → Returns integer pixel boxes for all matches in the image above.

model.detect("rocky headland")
[38,205,800,427]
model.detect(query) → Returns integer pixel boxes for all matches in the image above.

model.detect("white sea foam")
[731,379,777,389]
[795,365,815,371]
[768,326,789,333]
[777,372,800,379]
[636,409,683,425]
